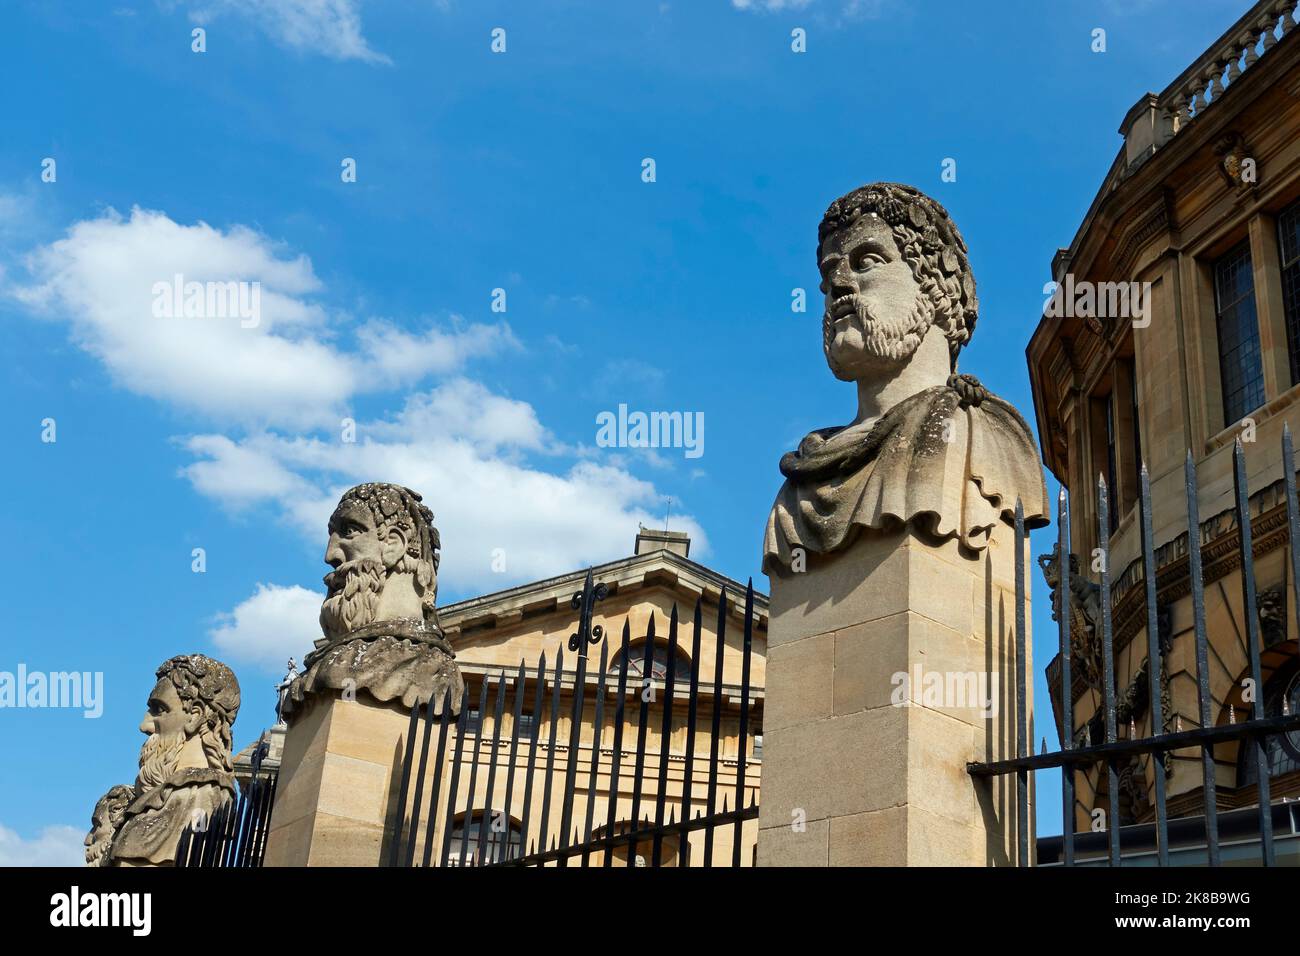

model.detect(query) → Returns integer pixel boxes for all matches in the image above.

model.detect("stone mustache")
[764,182,1049,568]
[280,482,464,718]
[86,654,240,867]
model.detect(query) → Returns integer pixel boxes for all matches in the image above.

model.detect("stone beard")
[135,730,190,790]
[764,182,1048,571]
[319,557,385,641]
[824,283,933,373]
[96,654,241,867]
[282,483,464,719]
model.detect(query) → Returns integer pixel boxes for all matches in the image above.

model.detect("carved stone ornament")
[281,483,464,718]
[89,654,241,866]
[1075,653,1174,779]
[1258,583,1286,648]
[1214,132,1255,189]
[764,182,1048,572]
[1039,544,1103,694]
[1116,753,1151,825]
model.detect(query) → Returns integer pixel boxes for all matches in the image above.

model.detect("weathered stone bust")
[84,784,133,866]
[281,483,463,717]
[764,182,1048,571]
[102,654,241,866]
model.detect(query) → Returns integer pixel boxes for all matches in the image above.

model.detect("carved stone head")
[1037,543,1081,595]
[817,182,977,380]
[319,483,441,642]
[84,784,134,866]
[136,654,241,790]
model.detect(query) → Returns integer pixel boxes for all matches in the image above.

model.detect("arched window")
[609,639,692,681]
[446,810,522,866]
[1236,659,1300,787]
[592,821,681,867]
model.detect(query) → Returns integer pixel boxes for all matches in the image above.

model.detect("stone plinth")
[756,521,1031,866]
[263,691,417,867]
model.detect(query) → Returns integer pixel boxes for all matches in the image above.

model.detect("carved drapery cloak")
[763,382,1049,572]
[108,768,236,867]
[281,617,464,719]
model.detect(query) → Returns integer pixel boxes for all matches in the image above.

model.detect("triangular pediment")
[440,548,767,644]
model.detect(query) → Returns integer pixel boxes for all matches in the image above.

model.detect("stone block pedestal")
[263,692,416,867]
[756,521,1032,866]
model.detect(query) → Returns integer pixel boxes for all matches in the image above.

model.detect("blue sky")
[0,0,1247,864]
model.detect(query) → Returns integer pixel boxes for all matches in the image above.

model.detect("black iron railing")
[969,429,1300,866]
[387,571,760,867]
[175,742,278,868]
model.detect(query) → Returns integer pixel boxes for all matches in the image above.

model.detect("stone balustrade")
[1165,0,1298,132]
[1117,1,1298,174]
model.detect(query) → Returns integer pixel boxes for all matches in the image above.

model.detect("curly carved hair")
[818,182,978,368]
[156,654,241,774]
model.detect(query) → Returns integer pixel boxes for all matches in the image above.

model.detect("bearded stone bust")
[95,654,241,866]
[764,182,1048,571]
[84,784,133,866]
[281,483,463,718]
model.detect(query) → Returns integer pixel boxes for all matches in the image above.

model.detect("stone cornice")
[440,549,769,640]
[1112,189,1176,280]
[1079,18,1300,275]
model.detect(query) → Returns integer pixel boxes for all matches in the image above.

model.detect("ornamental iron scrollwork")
[567,568,609,656]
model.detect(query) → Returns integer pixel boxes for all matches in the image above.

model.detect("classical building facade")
[1027,0,1300,860]
[427,528,766,866]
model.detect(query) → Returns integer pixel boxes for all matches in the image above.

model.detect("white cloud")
[0,823,85,867]
[0,190,44,262]
[184,383,708,596]
[356,321,516,384]
[180,433,315,507]
[7,207,516,430]
[210,583,324,670]
[730,0,886,15]
[731,0,812,10]
[10,204,706,624]
[372,379,552,454]
[0,192,30,231]
[591,358,666,397]
[184,0,390,63]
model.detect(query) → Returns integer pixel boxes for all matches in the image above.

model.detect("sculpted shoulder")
[780,376,1041,482]
[764,375,1048,570]
[110,771,235,866]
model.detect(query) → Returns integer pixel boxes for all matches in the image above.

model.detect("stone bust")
[318,483,441,641]
[98,654,241,866]
[282,483,463,717]
[764,182,1048,571]
[84,784,133,866]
